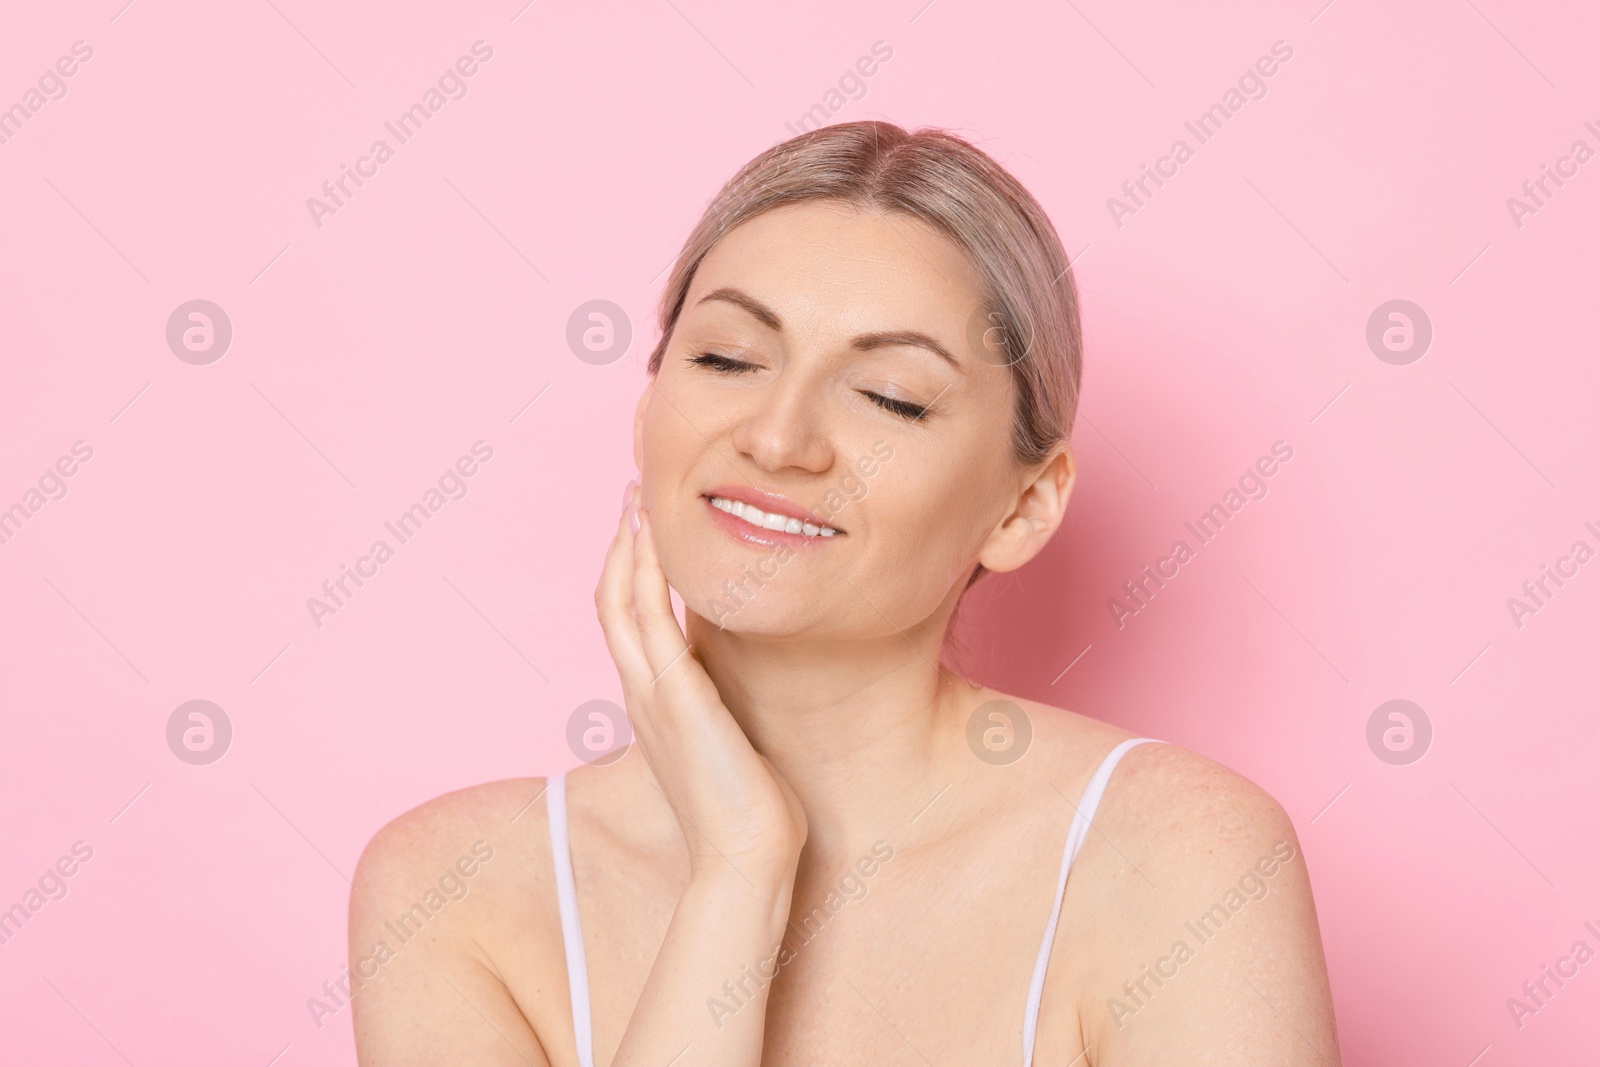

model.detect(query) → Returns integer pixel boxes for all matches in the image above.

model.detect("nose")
[729,365,834,475]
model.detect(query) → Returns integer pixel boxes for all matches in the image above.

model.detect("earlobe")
[976,446,1076,575]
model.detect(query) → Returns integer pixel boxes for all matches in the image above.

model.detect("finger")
[629,509,736,754]
[596,492,651,687]
[631,507,694,682]
[632,509,731,718]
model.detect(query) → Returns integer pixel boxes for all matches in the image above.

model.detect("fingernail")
[622,480,642,535]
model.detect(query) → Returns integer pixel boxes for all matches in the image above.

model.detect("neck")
[681,604,982,861]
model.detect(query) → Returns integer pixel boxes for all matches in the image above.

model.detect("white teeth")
[709,496,837,538]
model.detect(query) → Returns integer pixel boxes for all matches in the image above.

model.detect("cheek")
[640,397,702,502]
[864,478,991,590]
[638,409,698,567]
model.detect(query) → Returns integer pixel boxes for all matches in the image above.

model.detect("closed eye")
[691,352,929,420]
[688,352,759,374]
[863,391,929,421]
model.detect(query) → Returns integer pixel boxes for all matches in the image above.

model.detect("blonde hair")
[647,121,1082,594]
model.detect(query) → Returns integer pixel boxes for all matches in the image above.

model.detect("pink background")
[3,0,1597,1063]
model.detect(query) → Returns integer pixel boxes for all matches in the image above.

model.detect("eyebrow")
[695,286,961,370]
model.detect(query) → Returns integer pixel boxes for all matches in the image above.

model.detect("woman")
[349,121,1341,1066]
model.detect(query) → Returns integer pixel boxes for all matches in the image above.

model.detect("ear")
[632,384,652,472]
[976,443,1076,574]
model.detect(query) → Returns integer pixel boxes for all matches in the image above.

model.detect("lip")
[700,485,847,550]
[701,485,844,533]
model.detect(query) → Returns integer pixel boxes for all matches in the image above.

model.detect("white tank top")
[546,736,1163,1067]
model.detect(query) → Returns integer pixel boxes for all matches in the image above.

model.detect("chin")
[673,562,812,636]
[656,503,944,640]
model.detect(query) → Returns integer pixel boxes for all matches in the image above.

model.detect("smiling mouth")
[705,495,840,539]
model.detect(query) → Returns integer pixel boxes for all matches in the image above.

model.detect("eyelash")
[687,352,931,422]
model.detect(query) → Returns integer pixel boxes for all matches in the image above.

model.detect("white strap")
[547,772,595,1067]
[1021,737,1163,1066]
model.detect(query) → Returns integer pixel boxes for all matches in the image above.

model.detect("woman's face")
[636,199,1062,640]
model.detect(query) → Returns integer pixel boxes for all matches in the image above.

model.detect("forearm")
[611,868,796,1067]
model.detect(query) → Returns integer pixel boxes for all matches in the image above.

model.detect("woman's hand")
[595,482,808,884]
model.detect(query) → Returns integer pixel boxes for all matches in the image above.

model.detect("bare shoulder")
[351,776,557,949]
[1055,737,1342,1065]
[1063,736,1307,931]
[956,692,1296,869]
[1098,738,1297,854]
[997,694,1293,858]
[347,777,562,1066]
[353,776,552,892]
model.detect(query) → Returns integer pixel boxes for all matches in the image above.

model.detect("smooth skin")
[349,201,1342,1066]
